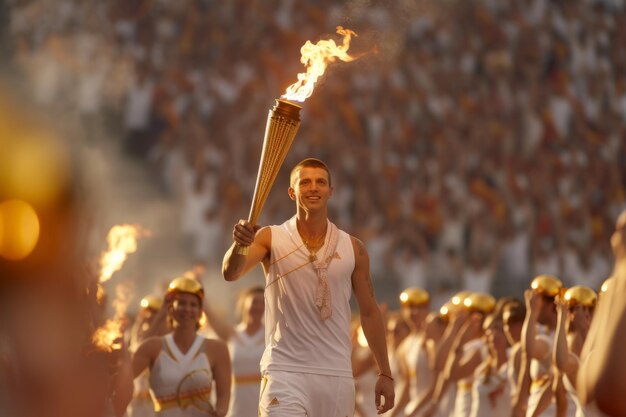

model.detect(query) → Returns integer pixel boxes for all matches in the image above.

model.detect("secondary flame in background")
[92,283,134,352]
[357,325,368,348]
[282,26,357,103]
[99,224,150,283]
[92,319,123,352]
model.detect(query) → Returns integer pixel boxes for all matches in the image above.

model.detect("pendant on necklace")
[309,253,317,263]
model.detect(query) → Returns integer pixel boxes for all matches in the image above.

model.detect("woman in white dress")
[204,286,265,417]
[445,292,493,417]
[469,300,513,417]
[404,311,448,417]
[132,277,231,417]
[390,288,431,417]
[554,286,597,417]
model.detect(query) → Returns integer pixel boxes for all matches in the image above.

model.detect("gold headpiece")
[564,286,597,308]
[600,277,614,293]
[463,292,496,314]
[451,290,472,307]
[140,294,163,311]
[530,274,563,297]
[167,277,204,300]
[399,287,429,306]
[440,301,459,318]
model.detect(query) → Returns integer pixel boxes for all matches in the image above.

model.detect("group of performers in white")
[114,159,619,417]
[121,272,609,417]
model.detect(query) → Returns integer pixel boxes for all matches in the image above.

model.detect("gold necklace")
[300,229,327,262]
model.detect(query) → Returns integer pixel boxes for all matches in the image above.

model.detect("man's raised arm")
[222,220,270,281]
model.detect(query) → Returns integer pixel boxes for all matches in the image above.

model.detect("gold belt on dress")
[233,374,263,385]
[152,387,212,411]
[134,390,152,400]
[531,375,551,392]
[457,381,473,392]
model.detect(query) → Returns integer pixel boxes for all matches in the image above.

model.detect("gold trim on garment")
[266,243,314,289]
[191,340,206,360]
[233,373,263,385]
[457,381,473,392]
[163,337,178,363]
[530,375,551,392]
[152,386,212,411]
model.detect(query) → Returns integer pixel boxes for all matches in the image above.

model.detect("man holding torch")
[222,158,395,416]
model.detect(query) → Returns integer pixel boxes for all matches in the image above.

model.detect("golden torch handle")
[234,99,302,256]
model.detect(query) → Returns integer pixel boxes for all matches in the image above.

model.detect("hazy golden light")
[0,134,69,204]
[199,311,208,329]
[0,200,40,260]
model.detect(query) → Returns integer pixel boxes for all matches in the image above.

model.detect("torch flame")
[92,319,124,352]
[92,283,133,352]
[282,26,357,103]
[99,224,149,283]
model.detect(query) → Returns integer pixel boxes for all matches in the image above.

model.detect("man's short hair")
[289,158,332,187]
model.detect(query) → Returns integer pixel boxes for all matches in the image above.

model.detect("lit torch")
[92,283,133,352]
[235,26,357,255]
[92,224,149,352]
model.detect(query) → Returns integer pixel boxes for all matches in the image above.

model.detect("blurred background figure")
[392,287,430,417]
[578,210,626,417]
[501,298,526,414]
[468,297,514,417]
[128,294,167,417]
[518,275,563,417]
[552,286,595,417]
[203,286,265,417]
[443,292,494,417]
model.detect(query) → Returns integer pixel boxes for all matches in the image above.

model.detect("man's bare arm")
[222,222,270,281]
[351,237,395,414]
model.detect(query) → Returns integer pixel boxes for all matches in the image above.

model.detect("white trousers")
[259,371,355,417]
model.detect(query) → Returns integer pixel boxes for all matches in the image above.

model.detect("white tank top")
[149,334,213,416]
[261,216,355,377]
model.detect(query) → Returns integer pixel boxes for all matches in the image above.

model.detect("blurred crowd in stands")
[5,0,626,305]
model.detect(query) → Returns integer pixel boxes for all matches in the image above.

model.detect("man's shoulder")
[347,234,366,252]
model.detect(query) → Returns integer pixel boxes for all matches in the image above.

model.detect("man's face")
[288,166,333,211]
